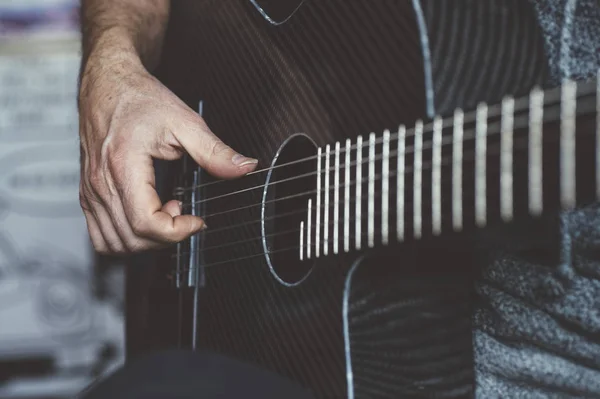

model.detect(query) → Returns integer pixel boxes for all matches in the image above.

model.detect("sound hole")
[262,133,317,286]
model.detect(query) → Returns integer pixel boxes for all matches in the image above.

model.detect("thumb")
[162,199,183,217]
[173,115,258,179]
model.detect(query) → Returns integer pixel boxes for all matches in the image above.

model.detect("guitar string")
[174,81,573,193]
[169,160,552,271]
[173,83,600,314]
[171,181,494,272]
[184,98,596,239]
[174,110,596,263]
[176,202,370,259]
[205,207,310,235]
[184,150,391,207]
[173,107,597,265]
[180,95,595,218]
[174,181,462,260]
[175,80,596,195]
[185,120,505,216]
[195,137,507,235]
[176,193,368,256]
[172,208,387,266]
[171,121,595,272]
[184,112,526,208]
[173,124,549,262]
[170,245,297,276]
[201,149,456,225]
[181,91,596,210]
[170,132,540,261]
[194,119,581,234]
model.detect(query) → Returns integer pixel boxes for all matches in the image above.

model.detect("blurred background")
[0,1,125,398]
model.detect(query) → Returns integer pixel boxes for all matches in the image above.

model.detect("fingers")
[174,116,258,179]
[162,199,183,218]
[81,204,108,254]
[93,204,127,253]
[81,195,125,254]
[81,108,250,253]
[118,153,207,244]
[84,176,182,253]
[82,149,208,253]
[105,191,169,252]
[83,190,180,253]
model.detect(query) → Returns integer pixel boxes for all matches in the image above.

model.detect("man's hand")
[78,52,257,254]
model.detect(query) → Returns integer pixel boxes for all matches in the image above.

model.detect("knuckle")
[130,216,150,237]
[121,240,134,253]
[80,200,91,213]
[94,244,109,255]
[161,226,186,244]
[155,129,184,160]
[95,249,107,255]
[88,172,105,194]
[79,186,100,209]
[210,139,228,156]
[124,239,147,253]
[171,218,197,243]
[105,241,123,255]
[208,140,230,162]
[122,234,140,251]
[79,191,88,207]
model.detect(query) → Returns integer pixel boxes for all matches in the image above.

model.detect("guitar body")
[126,1,552,397]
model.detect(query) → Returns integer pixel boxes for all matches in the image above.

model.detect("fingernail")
[200,222,208,231]
[231,153,258,167]
[178,201,182,211]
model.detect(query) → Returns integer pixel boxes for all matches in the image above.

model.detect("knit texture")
[474,2,600,397]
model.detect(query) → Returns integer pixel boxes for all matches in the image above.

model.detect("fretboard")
[299,74,600,261]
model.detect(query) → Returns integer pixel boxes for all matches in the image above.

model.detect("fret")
[397,125,406,241]
[381,129,390,245]
[452,109,464,231]
[293,76,599,262]
[334,141,341,254]
[368,133,376,248]
[307,198,312,259]
[597,70,600,200]
[561,79,577,209]
[324,144,331,256]
[431,117,442,235]
[344,138,351,253]
[500,96,515,222]
[529,87,544,216]
[414,120,423,238]
[475,102,487,227]
[300,221,304,261]
[316,147,322,258]
[355,135,363,250]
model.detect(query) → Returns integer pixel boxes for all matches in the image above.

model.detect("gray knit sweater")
[475,2,600,397]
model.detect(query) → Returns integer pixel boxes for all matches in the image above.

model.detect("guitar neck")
[301,75,600,260]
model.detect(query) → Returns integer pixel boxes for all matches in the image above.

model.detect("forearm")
[79,0,170,77]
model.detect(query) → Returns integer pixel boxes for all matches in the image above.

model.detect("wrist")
[82,27,143,73]
[79,28,146,104]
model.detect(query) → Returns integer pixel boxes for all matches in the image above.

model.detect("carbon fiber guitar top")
[125,1,557,398]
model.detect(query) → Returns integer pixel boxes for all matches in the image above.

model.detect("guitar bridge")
[171,165,205,289]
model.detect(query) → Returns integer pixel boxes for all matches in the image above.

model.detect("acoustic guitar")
[125,1,599,397]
